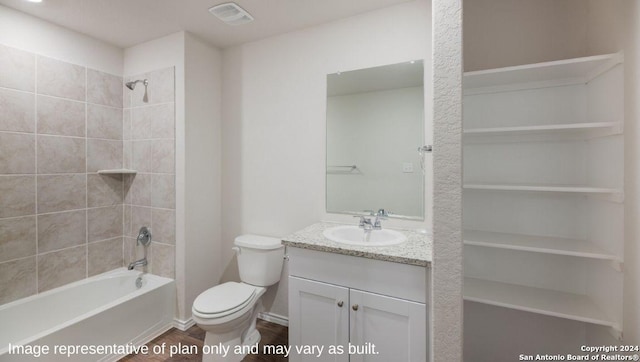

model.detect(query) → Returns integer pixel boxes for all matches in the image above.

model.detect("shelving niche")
[462,53,624,337]
[97,169,137,175]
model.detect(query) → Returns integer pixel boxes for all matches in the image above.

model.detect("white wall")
[585,0,625,56]
[0,5,122,75]
[183,33,223,323]
[326,86,424,218]
[620,0,640,345]
[463,0,588,71]
[221,0,431,318]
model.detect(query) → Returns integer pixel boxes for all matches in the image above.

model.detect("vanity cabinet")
[287,247,429,362]
[349,288,426,362]
[289,277,349,362]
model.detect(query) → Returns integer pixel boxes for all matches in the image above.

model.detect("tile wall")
[0,43,176,305]
[123,67,176,279]
[0,44,124,304]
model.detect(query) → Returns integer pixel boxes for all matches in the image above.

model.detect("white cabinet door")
[289,276,350,362]
[349,289,427,362]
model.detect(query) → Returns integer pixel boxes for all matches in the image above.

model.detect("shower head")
[125,79,148,90]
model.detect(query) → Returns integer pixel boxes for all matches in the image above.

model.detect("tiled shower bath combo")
[0,43,176,305]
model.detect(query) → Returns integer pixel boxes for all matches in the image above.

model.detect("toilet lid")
[193,282,257,316]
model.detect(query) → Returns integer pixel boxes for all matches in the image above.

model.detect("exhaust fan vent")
[209,2,254,25]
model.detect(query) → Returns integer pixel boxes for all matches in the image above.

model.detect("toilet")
[192,235,284,362]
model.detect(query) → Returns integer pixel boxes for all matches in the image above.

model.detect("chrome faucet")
[127,258,147,270]
[355,215,374,231]
[128,226,152,270]
[373,209,389,230]
[355,209,389,231]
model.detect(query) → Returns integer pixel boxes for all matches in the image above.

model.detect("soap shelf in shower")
[97,169,138,175]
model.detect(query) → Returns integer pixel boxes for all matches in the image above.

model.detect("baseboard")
[173,317,196,331]
[258,312,289,327]
[173,313,286,331]
[99,321,173,362]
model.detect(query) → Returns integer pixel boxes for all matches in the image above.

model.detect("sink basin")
[322,225,407,247]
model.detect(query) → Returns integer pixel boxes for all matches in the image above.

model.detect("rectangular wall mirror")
[326,60,425,220]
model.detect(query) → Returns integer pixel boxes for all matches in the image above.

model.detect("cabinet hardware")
[352,304,359,311]
[337,301,344,307]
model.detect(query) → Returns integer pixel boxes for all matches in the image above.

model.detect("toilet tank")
[234,235,284,286]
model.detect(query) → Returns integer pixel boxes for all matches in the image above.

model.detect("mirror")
[326,60,425,220]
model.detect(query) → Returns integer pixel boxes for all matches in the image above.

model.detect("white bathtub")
[0,268,175,362]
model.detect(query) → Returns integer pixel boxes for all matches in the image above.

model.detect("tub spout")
[128,258,147,270]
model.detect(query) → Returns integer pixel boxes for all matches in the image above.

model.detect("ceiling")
[0,0,414,49]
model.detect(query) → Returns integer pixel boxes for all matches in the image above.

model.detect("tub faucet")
[128,258,147,270]
[128,226,152,270]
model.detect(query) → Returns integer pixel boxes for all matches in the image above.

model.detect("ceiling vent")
[208,2,254,26]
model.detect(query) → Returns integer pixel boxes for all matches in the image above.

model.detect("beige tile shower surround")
[123,67,176,281]
[0,44,176,305]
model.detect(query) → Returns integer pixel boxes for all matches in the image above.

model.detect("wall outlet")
[403,162,414,173]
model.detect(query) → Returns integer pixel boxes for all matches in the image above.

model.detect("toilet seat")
[192,282,260,320]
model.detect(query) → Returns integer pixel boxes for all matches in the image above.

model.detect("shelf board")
[463,122,622,138]
[463,229,618,261]
[464,277,618,328]
[97,169,137,175]
[463,183,621,195]
[464,53,622,94]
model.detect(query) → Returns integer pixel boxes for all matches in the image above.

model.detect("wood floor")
[120,319,288,361]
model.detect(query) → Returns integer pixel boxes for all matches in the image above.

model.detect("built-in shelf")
[463,122,622,140]
[97,169,137,175]
[464,277,619,329]
[462,53,624,335]
[463,183,621,195]
[464,53,623,95]
[463,229,619,261]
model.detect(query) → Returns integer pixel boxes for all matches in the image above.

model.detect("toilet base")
[244,328,261,347]
[200,297,265,362]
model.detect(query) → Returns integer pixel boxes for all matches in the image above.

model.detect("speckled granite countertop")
[282,222,432,267]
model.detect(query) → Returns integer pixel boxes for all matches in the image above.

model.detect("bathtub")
[0,268,175,362]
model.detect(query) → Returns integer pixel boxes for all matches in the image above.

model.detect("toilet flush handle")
[232,246,240,255]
